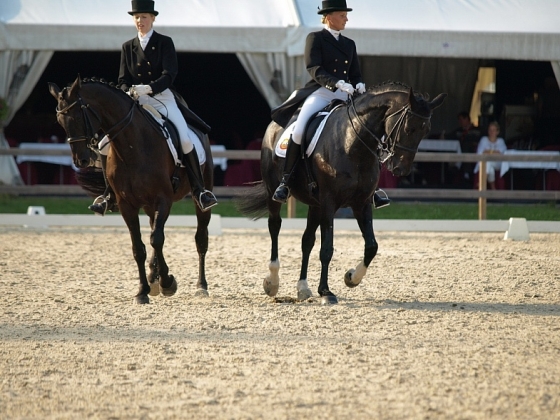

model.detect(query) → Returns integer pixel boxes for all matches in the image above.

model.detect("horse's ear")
[408,87,417,106]
[48,82,61,100]
[68,75,82,97]
[429,93,448,111]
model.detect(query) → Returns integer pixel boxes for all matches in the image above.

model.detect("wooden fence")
[1,147,559,220]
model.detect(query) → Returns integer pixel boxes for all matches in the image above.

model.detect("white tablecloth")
[418,139,462,153]
[418,139,462,170]
[16,143,73,166]
[210,145,227,171]
[500,150,560,177]
[16,142,228,171]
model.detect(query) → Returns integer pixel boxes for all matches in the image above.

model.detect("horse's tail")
[74,169,106,198]
[234,181,269,219]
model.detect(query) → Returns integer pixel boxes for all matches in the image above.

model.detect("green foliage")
[0,195,558,220]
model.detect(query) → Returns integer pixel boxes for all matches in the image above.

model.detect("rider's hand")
[356,82,366,94]
[130,85,152,98]
[335,80,355,95]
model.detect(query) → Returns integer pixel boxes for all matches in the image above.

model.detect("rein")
[347,94,431,163]
[57,92,136,150]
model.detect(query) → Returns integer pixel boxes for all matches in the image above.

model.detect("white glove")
[335,80,355,95]
[130,84,152,99]
[356,82,366,94]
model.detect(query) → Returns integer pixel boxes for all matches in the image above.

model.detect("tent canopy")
[2,0,560,60]
[293,0,560,61]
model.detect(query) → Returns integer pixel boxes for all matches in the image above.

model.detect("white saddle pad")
[274,105,342,158]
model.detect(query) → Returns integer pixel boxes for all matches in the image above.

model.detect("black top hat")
[317,0,353,14]
[128,0,159,16]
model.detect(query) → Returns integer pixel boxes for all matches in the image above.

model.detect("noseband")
[56,92,136,150]
[347,94,431,163]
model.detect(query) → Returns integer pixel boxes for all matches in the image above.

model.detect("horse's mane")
[367,80,429,101]
[70,77,131,99]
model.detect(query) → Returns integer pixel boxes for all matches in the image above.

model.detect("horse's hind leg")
[296,206,321,300]
[193,207,211,297]
[264,200,282,297]
[147,249,160,296]
[345,202,378,288]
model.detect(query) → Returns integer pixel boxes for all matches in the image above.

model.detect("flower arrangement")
[0,97,9,122]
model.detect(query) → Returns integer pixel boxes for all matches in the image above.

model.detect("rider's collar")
[324,26,340,40]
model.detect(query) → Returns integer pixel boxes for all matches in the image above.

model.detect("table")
[499,150,560,190]
[417,139,462,184]
[16,143,73,166]
[16,143,75,185]
[418,139,462,154]
[210,145,228,171]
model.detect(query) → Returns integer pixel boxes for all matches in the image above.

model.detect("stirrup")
[373,189,391,209]
[272,183,290,204]
[88,195,108,216]
[193,190,218,212]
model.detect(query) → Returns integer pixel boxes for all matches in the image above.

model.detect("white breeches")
[138,88,197,154]
[291,87,349,145]
[485,161,501,182]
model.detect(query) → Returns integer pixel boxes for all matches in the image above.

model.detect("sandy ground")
[1,224,559,419]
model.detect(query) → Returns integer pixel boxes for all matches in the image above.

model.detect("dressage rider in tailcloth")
[271,0,390,209]
[89,0,218,215]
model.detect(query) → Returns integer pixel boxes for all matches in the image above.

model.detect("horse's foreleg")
[345,203,378,288]
[264,203,282,297]
[194,208,211,297]
[150,208,177,297]
[121,209,150,304]
[318,211,337,305]
[297,207,320,300]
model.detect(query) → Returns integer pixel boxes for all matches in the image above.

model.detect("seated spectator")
[450,111,481,185]
[473,121,507,190]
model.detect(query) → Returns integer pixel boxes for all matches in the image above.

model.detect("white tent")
[1,0,560,185]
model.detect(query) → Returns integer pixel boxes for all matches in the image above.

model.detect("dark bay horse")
[238,81,446,304]
[49,76,215,304]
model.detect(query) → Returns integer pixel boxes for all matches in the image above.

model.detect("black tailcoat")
[271,29,363,128]
[118,31,178,95]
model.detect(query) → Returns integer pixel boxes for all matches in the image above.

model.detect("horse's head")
[48,76,100,168]
[383,88,447,176]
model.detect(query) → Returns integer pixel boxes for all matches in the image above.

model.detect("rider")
[89,0,218,215]
[270,0,390,209]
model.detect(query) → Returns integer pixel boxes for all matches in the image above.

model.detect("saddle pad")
[274,105,342,158]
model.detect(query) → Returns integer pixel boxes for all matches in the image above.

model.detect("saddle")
[277,99,347,198]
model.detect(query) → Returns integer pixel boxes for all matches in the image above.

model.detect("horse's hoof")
[263,275,279,297]
[148,281,160,296]
[297,288,313,301]
[344,269,361,288]
[320,292,338,305]
[160,275,178,297]
[297,279,312,300]
[135,294,150,304]
[195,288,209,298]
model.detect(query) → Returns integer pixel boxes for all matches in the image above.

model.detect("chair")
[473,170,506,190]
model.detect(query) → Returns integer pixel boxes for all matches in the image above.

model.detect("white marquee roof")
[2,0,560,60]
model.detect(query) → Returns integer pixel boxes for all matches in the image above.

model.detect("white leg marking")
[264,259,280,297]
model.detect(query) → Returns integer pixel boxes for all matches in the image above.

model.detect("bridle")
[347,93,431,163]
[56,91,136,151]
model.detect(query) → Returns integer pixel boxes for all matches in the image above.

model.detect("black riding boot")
[373,189,391,209]
[88,154,117,216]
[182,148,218,212]
[272,138,302,203]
